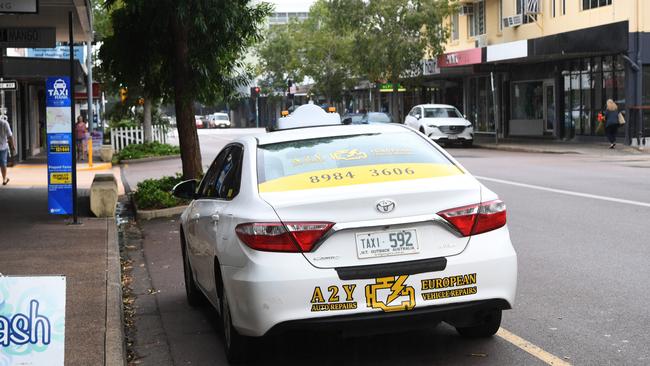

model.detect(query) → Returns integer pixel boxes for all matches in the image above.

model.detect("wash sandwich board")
[0,276,66,366]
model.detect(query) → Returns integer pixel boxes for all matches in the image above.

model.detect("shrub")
[114,141,180,162]
[133,175,187,210]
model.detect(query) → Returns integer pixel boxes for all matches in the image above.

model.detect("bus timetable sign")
[0,0,38,14]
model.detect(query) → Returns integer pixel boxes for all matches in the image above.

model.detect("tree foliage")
[98,0,271,179]
[257,0,455,115]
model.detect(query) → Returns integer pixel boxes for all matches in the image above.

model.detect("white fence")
[110,126,169,152]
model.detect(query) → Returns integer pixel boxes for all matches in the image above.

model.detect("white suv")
[404,104,473,147]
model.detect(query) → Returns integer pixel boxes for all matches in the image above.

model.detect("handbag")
[618,112,626,125]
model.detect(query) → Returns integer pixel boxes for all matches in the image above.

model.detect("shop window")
[512,81,543,120]
[582,0,612,10]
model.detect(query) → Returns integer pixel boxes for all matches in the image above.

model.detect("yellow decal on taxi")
[421,273,478,301]
[310,284,357,312]
[50,172,72,184]
[330,149,368,161]
[365,275,415,312]
[259,163,463,193]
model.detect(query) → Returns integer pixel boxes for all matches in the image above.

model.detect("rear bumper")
[267,298,510,336]
[222,226,517,337]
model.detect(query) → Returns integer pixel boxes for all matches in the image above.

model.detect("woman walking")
[75,115,88,160]
[604,99,621,149]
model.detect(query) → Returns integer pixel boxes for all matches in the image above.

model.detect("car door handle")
[211,214,220,223]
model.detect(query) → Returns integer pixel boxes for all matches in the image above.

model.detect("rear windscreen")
[257,132,463,193]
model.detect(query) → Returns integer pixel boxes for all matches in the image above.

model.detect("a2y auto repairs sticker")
[420,273,478,301]
[310,284,358,312]
[259,163,463,193]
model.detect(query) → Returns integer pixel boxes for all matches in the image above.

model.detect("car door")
[405,107,420,128]
[191,145,244,293]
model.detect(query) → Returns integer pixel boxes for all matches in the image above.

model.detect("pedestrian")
[603,99,622,149]
[75,115,87,161]
[0,114,16,186]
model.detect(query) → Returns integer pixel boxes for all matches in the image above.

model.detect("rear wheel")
[220,280,250,364]
[181,234,203,307]
[455,309,502,338]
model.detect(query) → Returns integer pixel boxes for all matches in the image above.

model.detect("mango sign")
[0,276,66,366]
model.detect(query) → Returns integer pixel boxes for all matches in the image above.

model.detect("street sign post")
[0,0,38,14]
[0,80,17,90]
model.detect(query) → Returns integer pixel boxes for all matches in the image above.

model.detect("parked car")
[360,112,393,124]
[173,104,516,363]
[208,112,231,128]
[404,104,473,147]
[342,113,363,124]
[195,115,204,129]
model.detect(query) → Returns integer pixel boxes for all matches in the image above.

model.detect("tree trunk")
[143,97,153,143]
[391,80,400,123]
[171,15,202,180]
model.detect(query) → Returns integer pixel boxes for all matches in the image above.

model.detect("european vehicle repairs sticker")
[420,273,478,301]
[259,163,463,193]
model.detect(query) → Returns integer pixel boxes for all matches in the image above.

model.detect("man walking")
[0,114,16,185]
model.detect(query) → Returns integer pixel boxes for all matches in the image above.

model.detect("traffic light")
[119,87,128,104]
[250,86,261,98]
[287,79,294,100]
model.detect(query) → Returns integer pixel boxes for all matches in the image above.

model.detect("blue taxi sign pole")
[69,11,78,224]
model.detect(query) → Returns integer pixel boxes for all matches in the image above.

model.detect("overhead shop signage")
[379,83,406,93]
[438,48,483,68]
[486,40,528,62]
[0,0,38,14]
[46,77,73,215]
[0,276,66,366]
[27,46,86,63]
[0,27,55,48]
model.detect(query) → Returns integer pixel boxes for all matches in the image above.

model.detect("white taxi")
[174,104,517,363]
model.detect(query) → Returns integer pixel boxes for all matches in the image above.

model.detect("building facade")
[402,0,649,143]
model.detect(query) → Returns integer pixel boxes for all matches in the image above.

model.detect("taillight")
[437,200,506,237]
[235,222,333,252]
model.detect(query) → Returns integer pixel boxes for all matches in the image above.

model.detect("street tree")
[100,0,270,179]
[256,21,303,96]
[297,1,357,104]
[329,0,455,121]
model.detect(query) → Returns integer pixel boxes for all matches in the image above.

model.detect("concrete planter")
[100,145,115,162]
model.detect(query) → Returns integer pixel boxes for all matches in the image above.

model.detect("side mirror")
[415,114,421,120]
[173,179,198,199]
[342,117,352,125]
[464,114,468,119]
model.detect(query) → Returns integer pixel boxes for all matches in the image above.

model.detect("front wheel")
[419,126,426,135]
[463,140,473,148]
[221,289,250,364]
[455,309,502,338]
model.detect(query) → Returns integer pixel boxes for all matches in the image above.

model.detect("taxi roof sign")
[275,104,341,130]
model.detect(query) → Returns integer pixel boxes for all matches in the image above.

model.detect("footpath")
[473,135,650,156]
[0,161,126,365]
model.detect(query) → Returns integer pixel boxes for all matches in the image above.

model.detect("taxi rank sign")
[46,77,73,215]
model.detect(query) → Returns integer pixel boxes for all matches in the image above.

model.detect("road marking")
[497,328,571,366]
[476,176,650,208]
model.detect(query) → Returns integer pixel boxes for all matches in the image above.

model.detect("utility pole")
[69,11,79,224]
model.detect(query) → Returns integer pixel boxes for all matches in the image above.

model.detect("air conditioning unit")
[475,34,488,48]
[459,5,474,16]
[502,14,523,28]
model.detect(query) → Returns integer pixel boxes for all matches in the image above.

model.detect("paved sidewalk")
[0,164,126,365]
[473,136,650,156]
